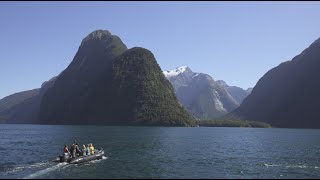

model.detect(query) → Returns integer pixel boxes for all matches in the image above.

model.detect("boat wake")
[1,161,49,177]
[263,163,319,169]
[23,162,69,179]
[2,155,108,178]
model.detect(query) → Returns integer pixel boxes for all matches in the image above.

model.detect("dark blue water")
[1,125,320,179]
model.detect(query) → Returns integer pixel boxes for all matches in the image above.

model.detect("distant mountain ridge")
[0,89,39,113]
[163,66,251,119]
[0,76,58,124]
[216,80,251,104]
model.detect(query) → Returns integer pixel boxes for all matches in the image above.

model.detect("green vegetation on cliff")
[197,118,271,128]
[112,47,195,126]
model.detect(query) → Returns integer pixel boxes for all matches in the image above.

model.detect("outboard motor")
[59,153,70,162]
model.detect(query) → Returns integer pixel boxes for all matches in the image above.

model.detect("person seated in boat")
[70,143,77,158]
[75,143,81,156]
[63,145,70,154]
[86,144,91,156]
[82,145,87,156]
[89,143,95,155]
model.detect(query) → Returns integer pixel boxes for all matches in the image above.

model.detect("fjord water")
[1,125,320,179]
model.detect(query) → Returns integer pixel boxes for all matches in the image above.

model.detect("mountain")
[1,30,193,126]
[32,30,193,126]
[110,48,194,126]
[232,38,320,128]
[216,80,251,104]
[0,89,39,113]
[163,66,195,89]
[0,76,57,124]
[38,30,128,124]
[0,89,39,123]
[163,66,239,119]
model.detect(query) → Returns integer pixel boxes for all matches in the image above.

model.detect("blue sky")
[1,2,320,99]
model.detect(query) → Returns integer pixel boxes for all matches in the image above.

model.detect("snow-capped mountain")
[163,66,240,119]
[163,66,195,90]
[163,66,190,78]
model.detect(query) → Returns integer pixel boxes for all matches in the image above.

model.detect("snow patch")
[212,90,227,112]
[163,66,188,78]
[193,73,199,78]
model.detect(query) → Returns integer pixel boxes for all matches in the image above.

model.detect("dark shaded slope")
[38,30,128,124]
[233,38,320,128]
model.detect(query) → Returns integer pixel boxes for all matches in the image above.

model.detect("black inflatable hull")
[70,150,104,164]
[52,149,104,164]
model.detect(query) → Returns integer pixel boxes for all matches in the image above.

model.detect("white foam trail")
[87,156,108,164]
[264,163,279,167]
[2,162,49,176]
[264,163,317,169]
[8,156,108,178]
[285,164,307,168]
[23,162,68,179]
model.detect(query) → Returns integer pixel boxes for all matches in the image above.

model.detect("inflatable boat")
[52,148,104,164]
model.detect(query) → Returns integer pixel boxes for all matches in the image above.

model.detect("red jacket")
[64,147,69,153]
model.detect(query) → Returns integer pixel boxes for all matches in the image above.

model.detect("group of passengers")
[63,141,95,158]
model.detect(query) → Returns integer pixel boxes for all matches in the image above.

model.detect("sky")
[1,1,320,99]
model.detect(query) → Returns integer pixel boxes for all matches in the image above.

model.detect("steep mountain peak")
[84,30,112,41]
[163,66,192,78]
[178,66,188,71]
[67,29,127,74]
[79,29,115,48]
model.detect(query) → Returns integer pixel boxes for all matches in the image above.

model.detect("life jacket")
[90,146,95,155]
